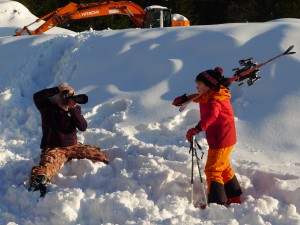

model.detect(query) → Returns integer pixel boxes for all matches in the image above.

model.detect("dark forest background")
[15,0,300,32]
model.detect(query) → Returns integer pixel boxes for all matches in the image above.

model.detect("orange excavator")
[15,1,190,36]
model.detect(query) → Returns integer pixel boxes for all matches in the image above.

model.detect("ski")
[179,45,296,112]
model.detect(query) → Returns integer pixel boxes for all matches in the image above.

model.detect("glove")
[172,94,189,107]
[186,125,202,142]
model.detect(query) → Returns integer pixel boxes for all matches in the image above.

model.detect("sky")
[1,1,300,224]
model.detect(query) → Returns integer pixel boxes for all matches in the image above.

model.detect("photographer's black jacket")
[33,87,87,149]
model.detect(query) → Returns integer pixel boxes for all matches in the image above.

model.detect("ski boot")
[226,196,242,205]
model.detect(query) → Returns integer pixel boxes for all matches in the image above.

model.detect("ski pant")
[205,145,242,204]
[30,143,109,183]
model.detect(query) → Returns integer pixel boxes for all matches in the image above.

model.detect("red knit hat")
[195,67,224,89]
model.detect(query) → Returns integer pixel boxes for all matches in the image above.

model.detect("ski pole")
[189,135,207,209]
[192,136,207,209]
[190,139,194,204]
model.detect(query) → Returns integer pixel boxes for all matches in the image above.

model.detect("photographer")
[29,84,109,196]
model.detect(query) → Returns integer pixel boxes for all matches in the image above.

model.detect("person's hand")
[68,99,77,109]
[186,127,201,142]
[57,97,77,111]
[172,94,189,106]
[57,100,69,111]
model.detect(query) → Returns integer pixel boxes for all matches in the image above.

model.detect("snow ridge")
[1,1,300,224]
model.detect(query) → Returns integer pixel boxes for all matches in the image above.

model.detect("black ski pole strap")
[190,139,195,185]
[189,137,194,154]
[193,138,204,160]
[189,136,199,152]
[194,138,202,150]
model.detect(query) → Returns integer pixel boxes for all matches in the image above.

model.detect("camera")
[60,90,88,105]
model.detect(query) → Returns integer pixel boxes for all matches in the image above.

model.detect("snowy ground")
[1,1,300,224]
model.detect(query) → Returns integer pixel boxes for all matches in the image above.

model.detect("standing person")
[29,83,109,196]
[173,67,242,205]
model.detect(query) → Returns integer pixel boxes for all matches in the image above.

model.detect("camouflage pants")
[30,143,109,183]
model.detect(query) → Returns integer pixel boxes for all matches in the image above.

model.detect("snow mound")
[1,1,300,224]
[0,0,75,37]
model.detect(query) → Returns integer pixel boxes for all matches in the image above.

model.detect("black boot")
[207,181,226,205]
[28,175,48,197]
[224,175,242,198]
[224,175,242,204]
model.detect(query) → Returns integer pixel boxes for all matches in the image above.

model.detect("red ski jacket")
[192,86,236,149]
[33,87,87,149]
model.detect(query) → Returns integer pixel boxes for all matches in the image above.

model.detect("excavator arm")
[15,1,146,36]
[15,2,78,35]
[70,1,145,27]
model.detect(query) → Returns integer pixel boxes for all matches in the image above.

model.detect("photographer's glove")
[172,94,189,107]
[186,125,202,143]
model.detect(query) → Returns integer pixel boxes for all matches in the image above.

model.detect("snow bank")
[0,0,75,36]
[1,1,300,224]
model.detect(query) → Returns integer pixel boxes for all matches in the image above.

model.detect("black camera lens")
[60,90,88,105]
[70,94,88,104]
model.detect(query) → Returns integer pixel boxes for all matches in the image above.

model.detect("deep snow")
[1,1,300,224]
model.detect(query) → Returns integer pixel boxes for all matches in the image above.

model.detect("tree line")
[16,0,300,31]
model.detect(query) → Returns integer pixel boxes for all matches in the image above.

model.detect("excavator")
[15,1,190,36]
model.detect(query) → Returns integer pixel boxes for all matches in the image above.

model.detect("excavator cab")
[143,6,172,28]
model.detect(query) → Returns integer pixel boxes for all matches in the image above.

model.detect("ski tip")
[285,45,296,54]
